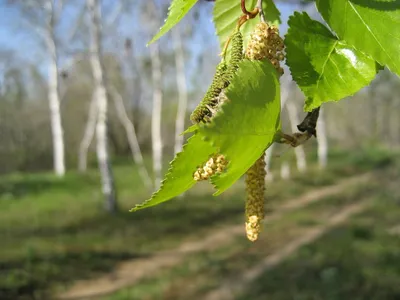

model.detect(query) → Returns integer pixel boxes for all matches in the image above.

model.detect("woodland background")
[1,0,400,299]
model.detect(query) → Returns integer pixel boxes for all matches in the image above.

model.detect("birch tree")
[286,101,307,172]
[148,0,164,187]
[78,94,97,172]
[45,0,65,176]
[87,0,117,212]
[317,106,328,169]
[172,26,188,154]
[10,0,66,176]
[108,85,152,189]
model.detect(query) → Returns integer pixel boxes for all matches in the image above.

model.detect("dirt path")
[56,174,371,300]
[204,202,369,300]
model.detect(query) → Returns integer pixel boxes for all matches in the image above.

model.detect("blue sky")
[0,0,306,88]
[0,1,302,58]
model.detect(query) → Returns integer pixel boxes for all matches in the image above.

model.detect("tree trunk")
[45,1,65,177]
[78,94,97,172]
[149,39,163,187]
[87,0,117,213]
[264,145,275,182]
[280,161,290,180]
[286,101,307,172]
[109,85,153,190]
[172,27,188,154]
[317,106,328,169]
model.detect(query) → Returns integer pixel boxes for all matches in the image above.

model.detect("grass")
[103,172,383,300]
[0,147,396,299]
[237,196,400,300]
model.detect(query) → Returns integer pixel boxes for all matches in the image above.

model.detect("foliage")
[285,12,378,111]
[136,0,400,210]
[131,134,216,211]
[316,0,400,76]
[199,60,281,194]
[148,0,198,44]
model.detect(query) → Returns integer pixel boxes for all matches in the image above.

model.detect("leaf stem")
[256,0,265,22]
[241,0,250,15]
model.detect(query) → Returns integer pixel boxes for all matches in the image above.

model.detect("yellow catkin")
[244,22,285,241]
[193,154,228,181]
[246,22,285,75]
[245,154,266,241]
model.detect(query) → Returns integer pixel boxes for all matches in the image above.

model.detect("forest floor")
[57,174,371,300]
[0,148,398,300]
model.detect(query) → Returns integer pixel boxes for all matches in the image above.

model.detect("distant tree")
[87,0,117,213]
[8,0,66,176]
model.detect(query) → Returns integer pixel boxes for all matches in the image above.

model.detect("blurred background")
[1,0,400,299]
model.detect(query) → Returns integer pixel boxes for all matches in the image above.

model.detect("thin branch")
[240,0,259,18]
[256,0,265,22]
[241,0,250,15]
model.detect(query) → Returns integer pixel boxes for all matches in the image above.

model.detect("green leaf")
[148,0,198,45]
[181,124,198,135]
[131,133,216,211]
[213,0,281,55]
[199,59,280,195]
[285,12,378,111]
[316,0,400,76]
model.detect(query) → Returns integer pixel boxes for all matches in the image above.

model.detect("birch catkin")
[244,22,285,241]
[192,30,244,182]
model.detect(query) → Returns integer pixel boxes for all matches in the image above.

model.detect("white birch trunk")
[87,0,117,213]
[150,40,163,187]
[264,145,275,182]
[45,0,65,176]
[78,94,97,172]
[286,101,307,172]
[109,85,153,190]
[317,107,328,169]
[172,27,188,155]
[280,161,290,180]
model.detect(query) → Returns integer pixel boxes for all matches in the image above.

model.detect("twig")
[241,0,250,15]
[240,0,260,19]
[256,0,265,22]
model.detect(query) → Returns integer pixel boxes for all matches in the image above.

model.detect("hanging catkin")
[192,30,244,182]
[190,30,244,124]
[244,22,285,241]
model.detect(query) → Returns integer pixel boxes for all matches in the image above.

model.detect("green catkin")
[192,30,244,182]
[190,62,228,123]
[190,30,244,124]
[244,22,285,241]
[225,30,244,83]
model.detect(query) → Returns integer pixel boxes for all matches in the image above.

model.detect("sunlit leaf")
[148,0,198,45]
[199,59,281,195]
[131,133,216,211]
[317,0,400,76]
[285,12,378,111]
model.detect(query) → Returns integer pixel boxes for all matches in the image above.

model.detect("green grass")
[0,148,396,299]
[237,196,400,300]
[102,181,378,300]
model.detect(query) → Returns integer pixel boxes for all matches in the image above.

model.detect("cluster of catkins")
[193,154,228,181]
[244,22,285,241]
[246,22,285,75]
[190,21,285,242]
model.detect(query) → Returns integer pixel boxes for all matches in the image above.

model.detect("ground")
[0,148,398,300]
